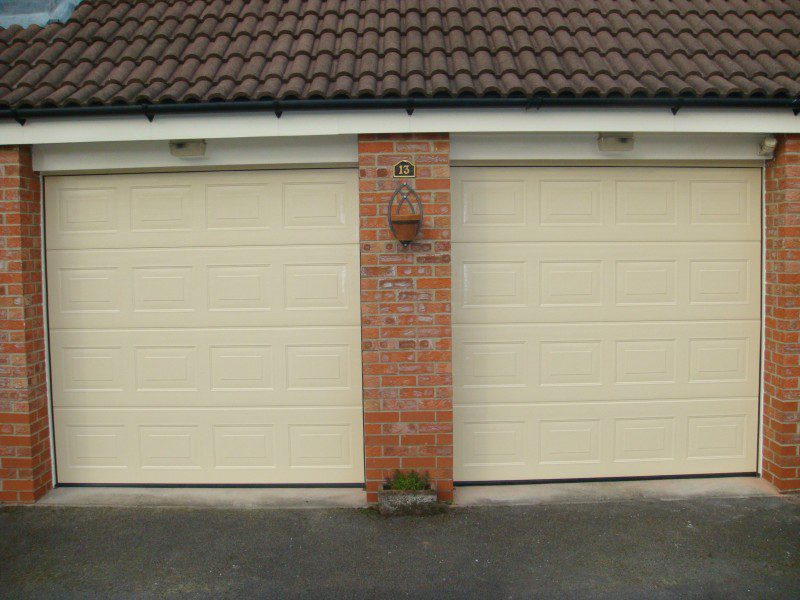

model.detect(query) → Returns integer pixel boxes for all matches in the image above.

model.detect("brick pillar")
[0,146,51,504]
[358,134,453,503]
[763,134,800,493]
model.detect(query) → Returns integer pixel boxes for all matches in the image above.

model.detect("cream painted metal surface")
[453,167,761,482]
[46,169,363,484]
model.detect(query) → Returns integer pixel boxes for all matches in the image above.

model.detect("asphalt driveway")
[1,495,798,599]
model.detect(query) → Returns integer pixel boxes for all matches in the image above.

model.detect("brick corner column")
[0,145,52,504]
[763,133,800,493]
[358,133,453,503]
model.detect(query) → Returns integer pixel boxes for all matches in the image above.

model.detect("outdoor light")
[388,182,423,247]
[597,133,635,152]
[169,139,206,158]
[759,135,778,157]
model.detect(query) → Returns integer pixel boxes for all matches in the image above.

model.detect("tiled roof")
[1,0,799,109]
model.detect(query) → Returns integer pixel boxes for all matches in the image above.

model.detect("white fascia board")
[4,107,800,146]
[451,133,767,163]
[33,135,357,173]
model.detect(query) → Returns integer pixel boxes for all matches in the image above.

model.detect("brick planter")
[376,488,440,516]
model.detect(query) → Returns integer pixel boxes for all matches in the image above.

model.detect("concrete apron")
[455,476,778,506]
[31,476,777,509]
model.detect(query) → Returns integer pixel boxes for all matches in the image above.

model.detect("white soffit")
[4,107,800,147]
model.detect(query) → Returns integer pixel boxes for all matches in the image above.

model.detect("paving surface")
[2,495,799,599]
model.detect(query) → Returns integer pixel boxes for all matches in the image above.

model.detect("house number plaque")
[393,159,416,178]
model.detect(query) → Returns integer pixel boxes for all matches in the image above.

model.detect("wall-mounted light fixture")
[388,183,423,247]
[169,139,206,158]
[597,133,635,152]
[759,135,778,157]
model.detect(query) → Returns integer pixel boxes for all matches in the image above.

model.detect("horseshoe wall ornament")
[387,182,423,247]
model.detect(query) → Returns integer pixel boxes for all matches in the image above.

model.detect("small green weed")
[385,469,430,491]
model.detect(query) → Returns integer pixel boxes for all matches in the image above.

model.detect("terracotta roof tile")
[0,0,798,109]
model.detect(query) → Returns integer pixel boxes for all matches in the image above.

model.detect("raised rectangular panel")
[540,341,601,386]
[461,342,525,387]
[131,186,192,231]
[64,347,123,391]
[213,425,275,468]
[461,180,525,226]
[287,345,349,390]
[206,184,269,229]
[66,426,126,468]
[539,420,600,464]
[284,264,347,310]
[283,183,345,228]
[135,347,197,391]
[208,265,271,311]
[690,180,749,224]
[616,340,676,384]
[689,338,747,382]
[210,346,272,390]
[139,426,200,468]
[463,262,525,307]
[58,268,119,313]
[540,180,602,225]
[462,421,525,466]
[688,416,745,458]
[289,425,351,467]
[616,261,677,305]
[690,260,749,304]
[57,188,117,233]
[540,261,602,306]
[133,267,193,311]
[614,418,675,462]
[615,180,676,224]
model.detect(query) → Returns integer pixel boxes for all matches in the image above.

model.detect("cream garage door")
[46,169,363,484]
[453,167,760,482]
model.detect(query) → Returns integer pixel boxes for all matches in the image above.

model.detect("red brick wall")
[358,134,453,502]
[0,145,51,504]
[763,134,800,493]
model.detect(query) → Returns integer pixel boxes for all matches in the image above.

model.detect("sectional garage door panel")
[453,167,760,243]
[455,321,760,405]
[453,167,761,482]
[455,242,760,324]
[54,408,362,484]
[456,399,758,481]
[49,327,362,409]
[47,245,359,329]
[46,169,364,485]
[46,170,357,250]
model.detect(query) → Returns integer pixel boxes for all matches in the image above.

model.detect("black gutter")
[1,95,799,124]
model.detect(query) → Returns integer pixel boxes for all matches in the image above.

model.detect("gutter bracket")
[406,99,414,116]
[141,105,155,122]
[274,101,282,119]
[524,98,543,111]
[793,98,800,116]
[670,99,683,115]
[12,110,26,126]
